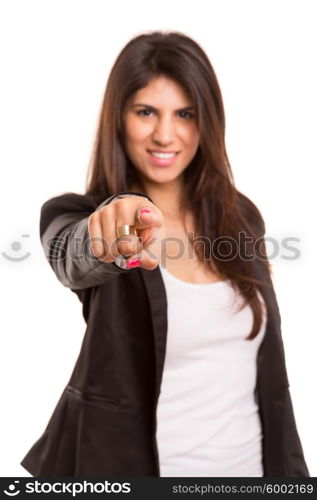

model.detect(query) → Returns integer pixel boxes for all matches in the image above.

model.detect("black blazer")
[20,191,309,477]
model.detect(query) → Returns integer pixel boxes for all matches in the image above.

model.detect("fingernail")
[138,208,151,224]
[126,259,141,268]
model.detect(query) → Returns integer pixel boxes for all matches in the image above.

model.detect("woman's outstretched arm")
[39,191,152,290]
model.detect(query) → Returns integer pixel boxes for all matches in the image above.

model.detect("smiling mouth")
[147,150,180,159]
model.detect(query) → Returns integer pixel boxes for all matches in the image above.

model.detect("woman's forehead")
[128,77,193,107]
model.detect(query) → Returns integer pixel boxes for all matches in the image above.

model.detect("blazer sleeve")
[39,191,153,290]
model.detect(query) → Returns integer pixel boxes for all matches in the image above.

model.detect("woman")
[20,31,309,477]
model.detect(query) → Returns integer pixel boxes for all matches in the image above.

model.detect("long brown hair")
[85,30,277,340]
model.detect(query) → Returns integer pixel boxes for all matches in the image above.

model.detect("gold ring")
[116,224,137,238]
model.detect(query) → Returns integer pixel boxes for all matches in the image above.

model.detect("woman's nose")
[152,116,175,145]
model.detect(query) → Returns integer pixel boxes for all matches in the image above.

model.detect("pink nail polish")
[127,259,141,268]
[140,209,151,213]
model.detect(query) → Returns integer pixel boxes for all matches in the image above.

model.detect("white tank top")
[156,264,267,477]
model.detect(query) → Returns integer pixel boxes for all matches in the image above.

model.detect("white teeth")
[150,152,177,159]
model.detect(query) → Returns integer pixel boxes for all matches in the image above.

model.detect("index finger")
[135,204,163,232]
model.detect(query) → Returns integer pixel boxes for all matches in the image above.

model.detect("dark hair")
[85,30,277,340]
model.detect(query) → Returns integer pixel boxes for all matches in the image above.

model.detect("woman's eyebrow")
[131,103,195,111]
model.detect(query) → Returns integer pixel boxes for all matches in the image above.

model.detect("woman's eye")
[137,109,153,117]
[179,111,194,119]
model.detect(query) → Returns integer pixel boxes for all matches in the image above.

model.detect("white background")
[0,0,316,477]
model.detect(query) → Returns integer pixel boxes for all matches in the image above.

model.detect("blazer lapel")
[139,266,168,402]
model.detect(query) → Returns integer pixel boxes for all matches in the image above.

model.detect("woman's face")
[123,76,200,186]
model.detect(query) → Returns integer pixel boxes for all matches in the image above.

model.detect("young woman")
[21,31,309,477]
